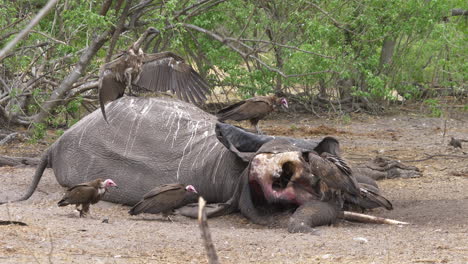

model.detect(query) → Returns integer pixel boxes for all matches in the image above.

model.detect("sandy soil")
[0,112,467,264]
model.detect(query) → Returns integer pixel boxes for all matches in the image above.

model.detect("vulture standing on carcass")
[128,184,198,221]
[57,178,118,217]
[216,95,288,133]
[98,27,210,122]
[308,151,393,210]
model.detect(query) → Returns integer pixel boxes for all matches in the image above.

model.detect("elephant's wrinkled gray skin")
[2,97,384,232]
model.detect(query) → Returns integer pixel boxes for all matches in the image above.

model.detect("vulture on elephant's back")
[308,149,393,211]
[216,95,288,133]
[58,178,118,217]
[98,27,210,122]
[128,184,198,221]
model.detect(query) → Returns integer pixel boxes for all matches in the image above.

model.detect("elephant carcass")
[1,97,387,230]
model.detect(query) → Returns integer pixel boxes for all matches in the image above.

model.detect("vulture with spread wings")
[98,27,210,122]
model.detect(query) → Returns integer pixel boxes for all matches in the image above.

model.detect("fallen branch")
[198,197,220,264]
[0,155,40,167]
[0,220,28,226]
[342,211,409,225]
[0,132,19,145]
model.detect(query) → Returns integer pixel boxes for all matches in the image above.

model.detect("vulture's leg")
[250,119,262,134]
[75,204,83,216]
[80,204,90,218]
[124,68,134,96]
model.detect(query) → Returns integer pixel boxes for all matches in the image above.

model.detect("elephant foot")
[287,200,339,234]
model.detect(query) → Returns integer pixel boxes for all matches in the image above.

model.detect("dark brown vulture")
[128,184,198,220]
[58,178,118,217]
[308,152,392,210]
[216,95,288,133]
[99,27,210,122]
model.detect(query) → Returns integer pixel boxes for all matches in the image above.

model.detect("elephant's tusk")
[341,211,410,225]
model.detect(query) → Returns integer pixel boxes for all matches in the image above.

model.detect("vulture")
[99,27,210,122]
[58,178,118,217]
[308,152,393,210]
[128,184,198,220]
[216,95,288,133]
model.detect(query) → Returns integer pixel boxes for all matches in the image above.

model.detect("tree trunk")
[379,37,396,72]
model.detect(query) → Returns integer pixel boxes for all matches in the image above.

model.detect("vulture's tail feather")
[360,188,393,210]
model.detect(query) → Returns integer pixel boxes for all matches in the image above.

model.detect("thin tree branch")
[179,23,338,78]
[106,0,133,62]
[32,29,112,123]
[29,30,67,45]
[306,1,355,34]
[0,0,60,61]
[232,38,335,59]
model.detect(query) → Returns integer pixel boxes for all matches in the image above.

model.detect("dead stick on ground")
[342,211,409,225]
[198,197,220,264]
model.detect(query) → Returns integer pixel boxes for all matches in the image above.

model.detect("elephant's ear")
[215,122,274,162]
[313,136,341,156]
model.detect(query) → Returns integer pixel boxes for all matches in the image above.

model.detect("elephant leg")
[288,200,339,234]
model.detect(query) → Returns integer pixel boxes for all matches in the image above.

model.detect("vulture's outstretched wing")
[98,69,127,122]
[135,52,209,104]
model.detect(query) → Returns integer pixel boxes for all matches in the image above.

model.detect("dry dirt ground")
[0,111,467,264]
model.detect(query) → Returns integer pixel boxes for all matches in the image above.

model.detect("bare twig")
[29,30,68,45]
[47,230,54,264]
[198,197,220,264]
[404,153,468,163]
[0,0,60,61]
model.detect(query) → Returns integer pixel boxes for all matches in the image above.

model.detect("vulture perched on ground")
[128,184,198,221]
[216,95,288,133]
[308,152,393,210]
[99,27,210,122]
[58,178,118,217]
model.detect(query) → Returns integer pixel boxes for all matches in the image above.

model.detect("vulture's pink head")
[185,185,198,193]
[103,179,118,188]
[279,98,288,108]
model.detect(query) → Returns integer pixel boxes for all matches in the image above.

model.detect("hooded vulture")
[129,184,198,220]
[308,152,392,210]
[216,95,288,133]
[58,178,118,217]
[98,27,210,122]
